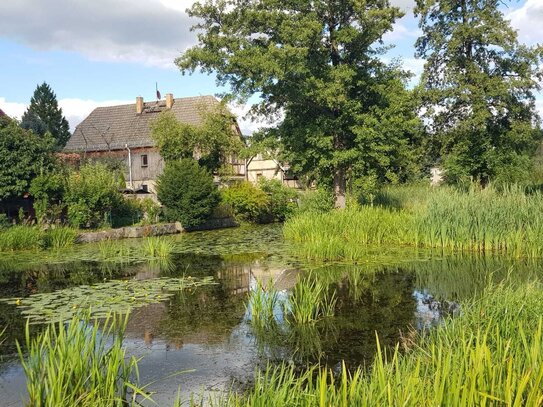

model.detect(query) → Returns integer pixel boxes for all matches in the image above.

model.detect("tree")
[415,0,543,185]
[177,0,420,208]
[21,82,71,149]
[156,159,220,229]
[0,118,56,201]
[150,102,244,173]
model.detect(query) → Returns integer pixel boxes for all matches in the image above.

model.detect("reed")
[97,239,133,260]
[222,282,543,406]
[0,226,45,251]
[285,185,543,260]
[43,227,78,249]
[247,280,279,329]
[286,276,336,324]
[142,236,175,258]
[17,312,150,406]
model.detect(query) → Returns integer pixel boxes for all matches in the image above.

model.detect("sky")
[0,0,542,135]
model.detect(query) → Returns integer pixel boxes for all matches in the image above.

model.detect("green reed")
[0,226,45,251]
[17,312,150,407]
[287,276,336,324]
[142,236,175,258]
[222,282,543,406]
[285,185,543,260]
[42,227,78,249]
[247,280,279,329]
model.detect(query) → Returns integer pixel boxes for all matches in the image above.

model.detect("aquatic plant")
[247,280,280,329]
[18,312,150,406]
[42,227,78,249]
[222,282,543,406]
[142,236,175,258]
[3,276,215,323]
[287,276,336,324]
[285,185,543,260]
[0,226,45,251]
[97,239,133,261]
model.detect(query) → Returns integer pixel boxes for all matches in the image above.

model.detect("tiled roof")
[64,95,219,152]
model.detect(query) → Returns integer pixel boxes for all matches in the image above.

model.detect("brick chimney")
[136,96,144,114]
[166,93,174,109]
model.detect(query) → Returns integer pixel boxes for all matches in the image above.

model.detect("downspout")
[125,144,133,191]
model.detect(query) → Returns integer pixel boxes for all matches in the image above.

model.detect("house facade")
[64,94,246,195]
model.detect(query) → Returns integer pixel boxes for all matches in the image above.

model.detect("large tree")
[0,117,56,200]
[21,82,71,149]
[178,0,420,207]
[415,0,543,185]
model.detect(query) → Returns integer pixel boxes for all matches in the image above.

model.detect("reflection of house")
[64,94,245,195]
[245,153,302,188]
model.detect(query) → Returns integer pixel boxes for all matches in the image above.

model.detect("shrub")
[295,189,334,214]
[140,198,161,224]
[156,159,219,229]
[221,181,270,222]
[258,179,299,221]
[0,213,9,230]
[65,163,124,229]
[111,197,143,228]
[29,171,67,224]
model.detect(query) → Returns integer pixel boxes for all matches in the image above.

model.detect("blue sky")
[0,0,541,134]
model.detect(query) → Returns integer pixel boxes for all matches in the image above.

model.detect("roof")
[64,95,219,152]
[0,108,6,117]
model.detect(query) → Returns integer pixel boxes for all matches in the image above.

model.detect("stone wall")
[77,217,238,244]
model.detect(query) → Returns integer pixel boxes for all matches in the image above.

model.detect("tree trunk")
[333,167,346,209]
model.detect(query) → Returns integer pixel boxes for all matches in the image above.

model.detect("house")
[245,153,301,188]
[64,94,246,195]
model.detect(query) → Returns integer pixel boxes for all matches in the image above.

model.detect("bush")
[111,197,143,228]
[65,163,124,229]
[295,189,334,214]
[140,198,161,224]
[156,159,219,229]
[258,179,299,221]
[220,181,270,222]
[29,171,67,224]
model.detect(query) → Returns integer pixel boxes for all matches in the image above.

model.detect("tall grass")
[285,185,543,260]
[142,236,175,258]
[43,227,78,249]
[222,282,543,406]
[286,276,336,324]
[0,226,45,251]
[247,280,279,329]
[17,312,150,406]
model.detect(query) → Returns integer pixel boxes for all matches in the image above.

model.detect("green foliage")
[178,0,422,207]
[0,119,56,200]
[150,102,244,172]
[0,226,77,251]
[286,185,543,260]
[29,171,67,224]
[0,213,10,230]
[140,198,161,224]
[220,181,269,223]
[111,198,143,228]
[258,179,298,221]
[142,236,174,259]
[415,0,543,185]
[156,159,219,229]
[287,276,336,325]
[295,189,335,215]
[21,82,71,149]
[224,282,543,406]
[17,313,148,406]
[65,163,124,229]
[42,227,78,249]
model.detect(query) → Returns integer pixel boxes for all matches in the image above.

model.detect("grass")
[247,280,279,329]
[17,312,150,406]
[221,281,543,406]
[142,236,175,258]
[0,226,78,251]
[285,185,543,260]
[286,276,336,324]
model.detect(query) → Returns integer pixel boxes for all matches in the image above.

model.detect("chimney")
[136,96,144,114]
[166,93,174,109]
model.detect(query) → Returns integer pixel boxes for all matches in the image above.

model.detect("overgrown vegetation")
[224,282,543,406]
[285,185,543,260]
[18,312,148,406]
[0,226,77,252]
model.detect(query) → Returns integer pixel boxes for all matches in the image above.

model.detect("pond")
[0,224,542,406]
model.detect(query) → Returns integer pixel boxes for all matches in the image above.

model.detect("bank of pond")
[0,191,542,405]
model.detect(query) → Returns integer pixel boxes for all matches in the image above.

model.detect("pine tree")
[415,0,543,185]
[21,82,71,149]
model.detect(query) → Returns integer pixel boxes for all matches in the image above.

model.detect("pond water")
[0,224,542,406]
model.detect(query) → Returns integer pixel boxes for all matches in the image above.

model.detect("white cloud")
[0,98,27,120]
[0,0,200,68]
[507,0,543,45]
[383,21,421,42]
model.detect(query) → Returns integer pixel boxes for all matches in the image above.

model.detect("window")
[141,154,148,167]
[141,184,148,192]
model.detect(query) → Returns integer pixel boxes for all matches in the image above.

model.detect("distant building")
[64,94,245,196]
[245,153,301,188]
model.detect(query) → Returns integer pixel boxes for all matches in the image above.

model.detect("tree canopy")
[415,0,543,185]
[150,102,244,173]
[178,0,421,207]
[21,82,71,149]
[0,118,56,201]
